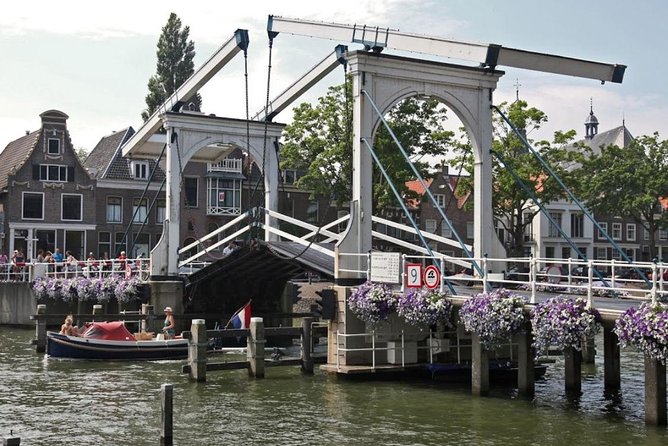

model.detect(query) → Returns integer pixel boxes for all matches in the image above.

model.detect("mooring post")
[248,317,266,378]
[35,304,46,353]
[160,383,173,446]
[189,319,207,382]
[603,325,621,390]
[517,330,535,396]
[564,347,582,393]
[92,304,103,319]
[471,334,489,396]
[644,354,667,426]
[581,335,596,364]
[141,304,154,333]
[2,433,20,446]
[301,317,314,374]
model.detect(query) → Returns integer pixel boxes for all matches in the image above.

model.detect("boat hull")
[47,332,188,361]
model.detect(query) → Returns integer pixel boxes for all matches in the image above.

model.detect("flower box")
[387,340,417,365]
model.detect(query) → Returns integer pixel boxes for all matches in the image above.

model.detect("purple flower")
[531,296,600,355]
[397,288,453,327]
[615,302,668,364]
[348,281,396,325]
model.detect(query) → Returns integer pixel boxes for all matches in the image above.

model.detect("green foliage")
[452,100,577,257]
[280,80,454,210]
[142,13,200,121]
[576,133,668,258]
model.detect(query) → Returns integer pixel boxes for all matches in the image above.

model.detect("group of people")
[58,308,177,339]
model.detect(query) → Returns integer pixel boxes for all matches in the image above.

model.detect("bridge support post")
[517,330,535,396]
[35,304,46,353]
[644,354,667,426]
[301,317,314,374]
[581,335,596,364]
[188,319,207,382]
[248,317,266,378]
[603,325,620,391]
[564,347,582,393]
[471,334,489,396]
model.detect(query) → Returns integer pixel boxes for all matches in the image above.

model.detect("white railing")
[0,258,151,283]
[207,158,243,173]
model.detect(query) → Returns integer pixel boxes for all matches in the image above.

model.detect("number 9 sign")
[405,264,422,288]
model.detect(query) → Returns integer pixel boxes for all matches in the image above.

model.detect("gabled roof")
[85,127,166,181]
[0,130,40,190]
[405,176,471,210]
[584,125,633,153]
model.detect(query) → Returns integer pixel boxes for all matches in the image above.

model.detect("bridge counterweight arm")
[267,15,625,84]
[122,29,250,157]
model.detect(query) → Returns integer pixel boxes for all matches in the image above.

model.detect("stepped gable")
[0,130,40,190]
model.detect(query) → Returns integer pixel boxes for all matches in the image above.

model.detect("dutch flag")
[229,301,252,329]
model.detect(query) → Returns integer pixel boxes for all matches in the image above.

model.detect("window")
[184,177,198,207]
[645,228,650,240]
[626,223,636,241]
[596,247,607,260]
[98,232,111,258]
[114,232,126,255]
[466,221,474,239]
[441,220,452,238]
[106,197,122,223]
[62,194,82,221]
[660,229,668,241]
[207,178,242,215]
[132,198,148,223]
[523,212,533,242]
[157,199,166,224]
[132,161,149,180]
[548,212,562,237]
[612,223,622,240]
[22,192,44,220]
[434,194,446,208]
[597,222,608,239]
[47,138,60,155]
[545,247,555,259]
[306,201,319,223]
[425,219,437,233]
[38,164,70,182]
[570,213,584,238]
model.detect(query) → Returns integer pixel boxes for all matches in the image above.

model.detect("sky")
[1,0,666,155]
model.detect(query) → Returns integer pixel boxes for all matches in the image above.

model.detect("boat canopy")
[81,321,136,341]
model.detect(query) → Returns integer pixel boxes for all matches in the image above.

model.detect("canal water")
[1,327,666,445]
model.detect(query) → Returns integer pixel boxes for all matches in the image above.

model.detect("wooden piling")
[160,383,173,446]
[248,317,266,378]
[92,304,103,317]
[471,334,489,396]
[141,304,153,333]
[517,330,535,396]
[2,434,20,446]
[301,317,314,374]
[603,325,621,391]
[35,304,46,353]
[644,354,667,426]
[188,319,207,382]
[564,347,582,393]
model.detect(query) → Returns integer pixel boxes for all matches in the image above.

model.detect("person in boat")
[163,307,176,339]
[60,315,80,337]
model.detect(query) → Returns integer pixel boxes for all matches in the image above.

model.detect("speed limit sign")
[424,265,441,289]
[405,264,422,288]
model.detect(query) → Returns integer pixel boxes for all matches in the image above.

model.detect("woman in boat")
[163,307,176,339]
[60,316,80,337]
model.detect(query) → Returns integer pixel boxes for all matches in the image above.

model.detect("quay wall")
[0,283,36,326]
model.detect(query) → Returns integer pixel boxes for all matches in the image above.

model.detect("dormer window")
[132,161,149,180]
[47,138,60,155]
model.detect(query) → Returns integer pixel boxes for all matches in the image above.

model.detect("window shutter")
[33,164,40,180]
[67,167,75,182]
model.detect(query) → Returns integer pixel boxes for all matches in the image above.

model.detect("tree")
[142,13,200,121]
[75,147,89,163]
[452,100,577,257]
[280,80,454,211]
[576,133,668,259]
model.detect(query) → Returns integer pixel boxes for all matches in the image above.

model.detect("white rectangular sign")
[370,252,401,284]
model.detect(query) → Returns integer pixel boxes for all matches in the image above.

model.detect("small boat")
[426,360,548,382]
[47,321,188,361]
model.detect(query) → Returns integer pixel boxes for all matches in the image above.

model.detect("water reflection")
[0,327,666,445]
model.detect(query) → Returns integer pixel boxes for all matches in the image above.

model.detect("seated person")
[59,316,80,336]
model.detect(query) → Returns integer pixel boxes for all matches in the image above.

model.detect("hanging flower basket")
[615,302,668,364]
[347,281,396,325]
[459,288,528,349]
[31,276,141,304]
[531,296,600,354]
[397,288,453,327]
